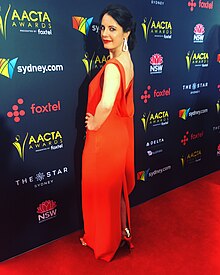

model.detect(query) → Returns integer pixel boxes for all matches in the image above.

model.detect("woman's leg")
[121,193,127,233]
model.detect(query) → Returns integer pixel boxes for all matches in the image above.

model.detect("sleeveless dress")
[81,58,135,262]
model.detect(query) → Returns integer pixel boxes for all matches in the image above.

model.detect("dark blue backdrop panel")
[0,0,219,261]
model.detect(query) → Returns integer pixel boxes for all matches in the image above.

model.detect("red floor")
[0,170,220,275]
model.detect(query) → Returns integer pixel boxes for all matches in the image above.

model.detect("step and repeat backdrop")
[0,0,219,261]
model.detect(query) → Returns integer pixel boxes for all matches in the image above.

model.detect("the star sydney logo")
[72,16,93,35]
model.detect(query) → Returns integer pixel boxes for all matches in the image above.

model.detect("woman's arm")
[85,63,120,130]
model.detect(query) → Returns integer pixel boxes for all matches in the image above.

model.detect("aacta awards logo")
[0,4,53,37]
[193,24,205,43]
[13,130,63,161]
[181,150,202,167]
[0,56,18,79]
[186,50,209,71]
[82,52,110,74]
[149,53,164,74]
[142,17,172,43]
[0,4,11,39]
[72,16,93,35]
[37,200,57,223]
[216,99,220,114]
[141,110,169,131]
[188,0,214,12]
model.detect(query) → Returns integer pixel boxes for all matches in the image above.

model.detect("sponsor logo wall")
[0,0,219,262]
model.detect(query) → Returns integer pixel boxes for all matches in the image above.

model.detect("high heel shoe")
[120,228,134,249]
[80,237,87,246]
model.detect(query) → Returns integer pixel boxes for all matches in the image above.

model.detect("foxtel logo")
[30,101,61,114]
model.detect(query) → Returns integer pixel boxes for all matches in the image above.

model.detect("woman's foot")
[121,228,134,249]
[80,237,87,246]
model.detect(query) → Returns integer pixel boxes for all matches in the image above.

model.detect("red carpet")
[0,170,220,275]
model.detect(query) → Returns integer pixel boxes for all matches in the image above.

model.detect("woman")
[80,4,136,262]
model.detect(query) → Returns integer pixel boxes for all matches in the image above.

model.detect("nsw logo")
[149,53,163,74]
[193,24,205,43]
[37,200,57,223]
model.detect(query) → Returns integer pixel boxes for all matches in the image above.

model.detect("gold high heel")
[80,237,87,246]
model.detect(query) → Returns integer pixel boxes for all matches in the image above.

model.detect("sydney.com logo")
[0,57,18,79]
[0,57,64,79]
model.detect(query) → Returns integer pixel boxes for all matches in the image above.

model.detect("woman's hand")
[85,113,99,131]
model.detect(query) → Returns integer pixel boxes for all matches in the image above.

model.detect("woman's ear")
[124,31,131,40]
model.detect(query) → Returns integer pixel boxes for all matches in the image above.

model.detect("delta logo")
[193,23,205,43]
[37,200,57,223]
[188,0,214,12]
[7,98,61,123]
[182,81,208,95]
[186,51,209,71]
[13,130,63,161]
[179,108,208,120]
[146,137,164,156]
[213,125,220,133]
[141,111,169,131]
[0,4,53,38]
[137,165,171,181]
[151,0,165,5]
[146,137,165,148]
[141,85,171,104]
[149,53,164,74]
[181,130,204,146]
[142,17,172,43]
[15,166,68,188]
[181,150,202,167]
[0,56,18,79]
[72,16,93,35]
[82,52,110,74]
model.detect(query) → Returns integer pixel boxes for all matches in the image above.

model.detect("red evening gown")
[81,58,135,262]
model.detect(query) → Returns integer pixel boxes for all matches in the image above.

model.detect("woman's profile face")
[100,13,126,51]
